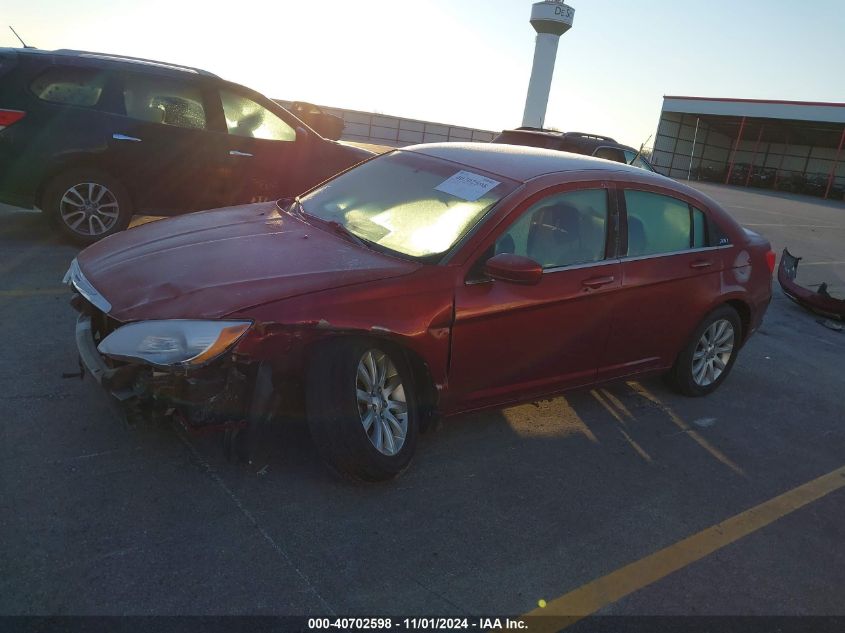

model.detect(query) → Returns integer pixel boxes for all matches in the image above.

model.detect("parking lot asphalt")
[1,183,844,619]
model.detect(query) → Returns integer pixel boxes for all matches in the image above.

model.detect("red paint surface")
[77,162,773,417]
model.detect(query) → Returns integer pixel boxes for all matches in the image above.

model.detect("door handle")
[582,275,615,289]
[229,150,253,157]
[112,133,141,142]
[690,260,713,269]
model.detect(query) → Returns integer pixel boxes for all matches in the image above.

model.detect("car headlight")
[97,320,252,367]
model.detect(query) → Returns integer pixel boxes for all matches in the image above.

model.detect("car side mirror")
[484,253,543,285]
[295,126,309,143]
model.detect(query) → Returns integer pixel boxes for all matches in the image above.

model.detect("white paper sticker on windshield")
[435,171,501,202]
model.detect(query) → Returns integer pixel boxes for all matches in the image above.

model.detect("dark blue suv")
[0,47,372,243]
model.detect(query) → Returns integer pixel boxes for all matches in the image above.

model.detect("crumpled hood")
[77,202,419,321]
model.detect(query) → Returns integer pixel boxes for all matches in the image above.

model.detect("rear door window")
[30,67,108,107]
[624,190,694,256]
[123,74,206,129]
[692,207,707,248]
[220,89,296,142]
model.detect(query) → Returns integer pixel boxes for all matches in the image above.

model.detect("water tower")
[522,1,575,129]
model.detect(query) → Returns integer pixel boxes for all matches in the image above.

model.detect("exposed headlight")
[97,320,252,367]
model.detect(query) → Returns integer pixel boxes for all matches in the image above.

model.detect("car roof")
[403,142,649,182]
[1,47,219,78]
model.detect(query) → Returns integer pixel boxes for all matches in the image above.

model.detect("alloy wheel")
[356,349,408,456]
[691,318,735,387]
[59,182,120,236]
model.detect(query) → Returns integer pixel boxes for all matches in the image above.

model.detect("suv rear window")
[593,147,626,163]
[30,67,107,107]
[492,131,558,149]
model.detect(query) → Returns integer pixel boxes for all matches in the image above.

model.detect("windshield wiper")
[284,198,373,249]
[325,220,370,248]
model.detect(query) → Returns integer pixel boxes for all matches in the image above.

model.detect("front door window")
[495,188,608,268]
[220,90,295,142]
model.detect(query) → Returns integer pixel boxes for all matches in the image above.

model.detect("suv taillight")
[0,109,26,131]
[765,250,776,275]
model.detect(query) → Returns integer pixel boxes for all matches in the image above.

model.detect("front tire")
[43,168,133,245]
[306,339,419,481]
[667,305,742,397]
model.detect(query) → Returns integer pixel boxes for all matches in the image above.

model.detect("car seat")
[527,202,581,267]
[627,215,648,256]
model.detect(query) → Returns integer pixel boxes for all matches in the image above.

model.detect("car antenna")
[9,26,35,48]
[629,134,652,165]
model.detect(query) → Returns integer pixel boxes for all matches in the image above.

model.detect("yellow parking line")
[590,390,652,462]
[627,382,745,477]
[523,464,845,632]
[590,390,625,424]
[616,427,653,463]
[600,389,634,421]
[0,288,66,298]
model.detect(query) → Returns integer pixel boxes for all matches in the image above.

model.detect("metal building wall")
[275,100,496,147]
[652,113,731,180]
[651,110,845,199]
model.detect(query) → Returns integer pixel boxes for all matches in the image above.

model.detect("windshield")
[299,151,519,260]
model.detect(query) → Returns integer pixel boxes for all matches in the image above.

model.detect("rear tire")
[42,168,133,245]
[666,305,742,397]
[306,339,419,481]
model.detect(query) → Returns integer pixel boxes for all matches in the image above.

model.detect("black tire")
[42,168,133,245]
[223,363,277,473]
[306,338,419,481]
[666,305,742,397]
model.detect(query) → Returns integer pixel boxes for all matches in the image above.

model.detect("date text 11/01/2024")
[307,618,527,630]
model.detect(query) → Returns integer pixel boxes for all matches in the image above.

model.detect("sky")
[3,0,844,146]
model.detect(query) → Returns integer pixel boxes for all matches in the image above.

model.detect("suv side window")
[593,146,626,163]
[625,190,708,256]
[123,74,206,129]
[220,89,296,142]
[30,67,108,107]
[495,189,608,269]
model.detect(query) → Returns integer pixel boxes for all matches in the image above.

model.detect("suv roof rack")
[513,126,561,134]
[52,49,220,77]
[561,131,617,143]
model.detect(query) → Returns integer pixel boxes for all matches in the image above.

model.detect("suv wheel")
[43,169,132,244]
[306,339,419,481]
[666,305,741,397]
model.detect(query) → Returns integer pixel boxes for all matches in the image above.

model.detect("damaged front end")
[66,261,258,432]
[778,248,845,321]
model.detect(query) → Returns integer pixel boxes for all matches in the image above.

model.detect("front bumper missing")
[75,314,140,401]
[75,313,254,430]
[778,248,845,321]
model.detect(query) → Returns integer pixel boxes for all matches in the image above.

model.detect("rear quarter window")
[30,66,108,107]
[707,213,732,246]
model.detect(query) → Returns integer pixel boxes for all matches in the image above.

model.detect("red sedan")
[66,143,775,480]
